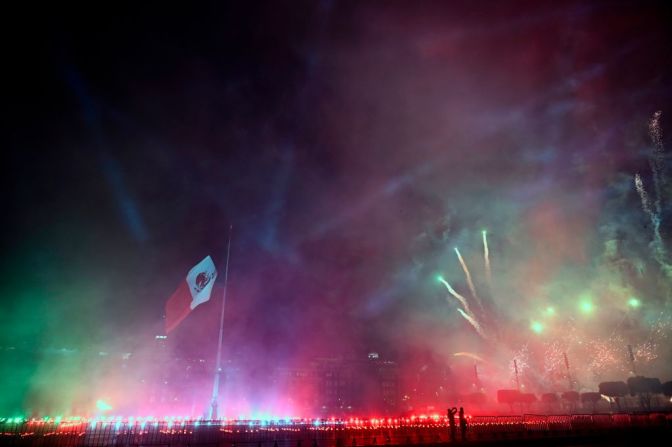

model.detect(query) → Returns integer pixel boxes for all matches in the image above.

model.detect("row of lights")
[1,414,450,427]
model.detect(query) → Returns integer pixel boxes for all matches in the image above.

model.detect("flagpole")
[209,224,232,419]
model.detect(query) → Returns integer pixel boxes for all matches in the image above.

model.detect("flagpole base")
[209,399,218,420]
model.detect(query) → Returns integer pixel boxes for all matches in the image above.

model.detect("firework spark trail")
[649,111,665,214]
[510,345,530,385]
[650,313,672,341]
[635,173,654,217]
[635,341,658,363]
[542,342,567,385]
[457,308,488,339]
[453,352,485,363]
[439,277,473,316]
[634,174,670,275]
[588,338,628,377]
[454,247,485,312]
[482,230,492,291]
[641,111,672,278]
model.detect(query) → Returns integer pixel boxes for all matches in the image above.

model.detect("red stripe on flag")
[165,281,192,333]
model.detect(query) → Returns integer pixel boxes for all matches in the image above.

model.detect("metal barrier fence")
[1,413,671,447]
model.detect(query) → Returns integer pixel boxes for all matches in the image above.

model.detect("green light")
[628,297,641,308]
[545,306,556,316]
[96,399,112,412]
[436,274,444,283]
[530,321,544,334]
[579,300,594,314]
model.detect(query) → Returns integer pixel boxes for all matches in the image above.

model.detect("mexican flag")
[165,255,217,333]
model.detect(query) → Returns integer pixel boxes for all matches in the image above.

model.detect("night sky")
[3,1,672,416]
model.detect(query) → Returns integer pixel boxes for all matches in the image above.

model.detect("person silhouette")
[458,407,467,442]
[447,407,457,442]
